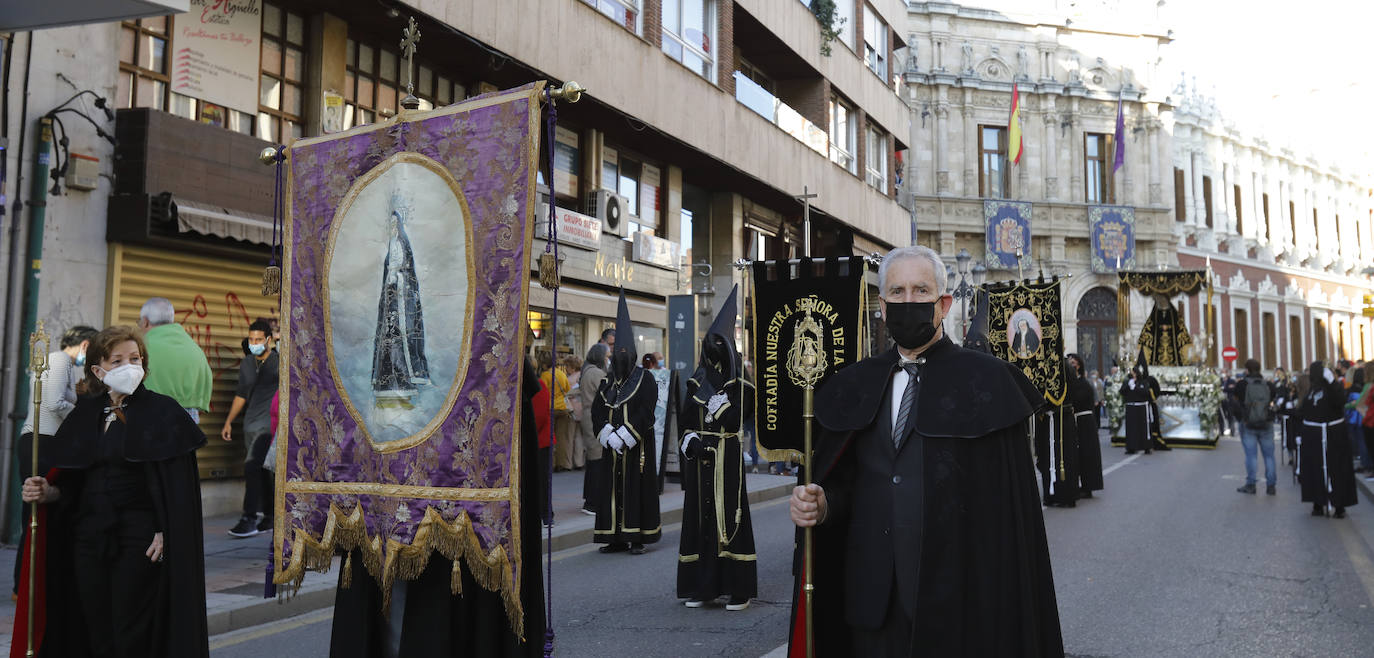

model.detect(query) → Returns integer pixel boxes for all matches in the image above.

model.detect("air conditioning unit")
[588,189,630,237]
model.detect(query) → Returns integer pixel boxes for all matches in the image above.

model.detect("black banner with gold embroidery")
[988,279,1066,405]
[750,258,866,463]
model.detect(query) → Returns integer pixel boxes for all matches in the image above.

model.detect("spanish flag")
[1008,82,1023,165]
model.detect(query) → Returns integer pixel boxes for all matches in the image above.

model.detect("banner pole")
[803,385,815,658]
[25,322,48,658]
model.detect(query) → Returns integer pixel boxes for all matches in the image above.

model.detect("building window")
[1233,184,1243,236]
[1202,176,1213,228]
[662,0,716,82]
[553,126,581,201]
[865,124,888,191]
[1084,133,1113,204]
[737,58,777,95]
[411,64,466,111]
[1336,214,1342,246]
[1315,318,1328,363]
[580,0,641,33]
[1262,193,1271,241]
[1313,208,1320,242]
[258,3,307,143]
[862,4,888,79]
[602,147,661,237]
[1174,168,1186,222]
[829,97,857,174]
[1289,315,1303,371]
[118,17,171,111]
[1262,312,1277,369]
[344,38,402,130]
[1234,308,1249,363]
[979,126,1008,199]
[836,0,856,52]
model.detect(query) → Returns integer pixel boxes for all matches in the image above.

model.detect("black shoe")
[1334,508,1347,519]
[1144,450,1152,455]
[257,516,274,533]
[725,596,750,611]
[1312,505,1326,517]
[228,516,260,538]
[1265,485,1276,496]
[1125,450,1137,455]
[1236,484,1257,494]
[1079,489,1094,499]
[598,543,630,554]
[628,543,646,555]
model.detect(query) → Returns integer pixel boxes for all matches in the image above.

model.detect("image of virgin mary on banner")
[984,200,1032,270]
[988,279,1067,406]
[275,83,544,637]
[1089,205,1136,273]
[750,258,866,463]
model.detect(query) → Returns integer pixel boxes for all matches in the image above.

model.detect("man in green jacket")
[139,297,213,423]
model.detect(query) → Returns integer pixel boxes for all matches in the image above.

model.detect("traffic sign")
[1222,346,1238,362]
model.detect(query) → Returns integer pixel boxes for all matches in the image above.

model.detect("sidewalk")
[0,468,795,652]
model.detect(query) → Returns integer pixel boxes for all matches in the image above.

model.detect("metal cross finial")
[399,16,422,110]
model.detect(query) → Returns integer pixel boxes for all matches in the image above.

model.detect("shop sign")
[593,252,634,285]
[536,204,602,250]
[631,231,679,270]
[172,0,263,115]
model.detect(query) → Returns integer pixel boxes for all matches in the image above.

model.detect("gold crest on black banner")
[988,279,1066,405]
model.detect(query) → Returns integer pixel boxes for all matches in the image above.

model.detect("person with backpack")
[1236,359,1277,495]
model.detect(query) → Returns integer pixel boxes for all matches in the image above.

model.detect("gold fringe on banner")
[276,502,523,640]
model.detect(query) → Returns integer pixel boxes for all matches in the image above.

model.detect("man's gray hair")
[140,297,176,327]
[878,245,948,294]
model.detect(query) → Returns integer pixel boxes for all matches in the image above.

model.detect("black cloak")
[678,286,758,602]
[789,337,1062,657]
[1066,356,1105,492]
[1035,403,1080,507]
[1298,362,1357,509]
[329,362,546,657]
[29,386,208,658]
[961,288,991,355]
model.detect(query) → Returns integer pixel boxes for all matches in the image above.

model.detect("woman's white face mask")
[98,364,145,395]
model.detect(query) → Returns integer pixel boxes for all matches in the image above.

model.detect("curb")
[208,479,797,637]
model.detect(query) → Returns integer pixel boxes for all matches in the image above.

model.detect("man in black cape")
[591,291,661,553]
[328,360,546,657]
[1297,361,1358,518]
[789,246,1062,656]
[1120,348,1154,455]
[678,285,757,610]
[1067,353,1105,498]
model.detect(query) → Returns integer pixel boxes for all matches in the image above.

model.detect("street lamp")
[947,248,987,340]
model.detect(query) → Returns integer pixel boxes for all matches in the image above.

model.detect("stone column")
[962,88,976,196]
[1148,119,1162,206]
[1191,151,1206,227]
[1069,97,1082,202]
[935,93,950,195]
[1043,95,1058,200]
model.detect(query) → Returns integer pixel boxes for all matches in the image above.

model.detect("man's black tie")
[893,361,920,447]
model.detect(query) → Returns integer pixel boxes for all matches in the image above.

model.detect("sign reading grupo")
[172,0,263,116]
[750,258,865,463]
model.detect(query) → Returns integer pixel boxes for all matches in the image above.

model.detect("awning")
[175,199,276,246]
[528,283,664,326]
[2,0,186,31]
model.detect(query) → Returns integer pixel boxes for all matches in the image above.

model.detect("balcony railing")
[733,71,828,158]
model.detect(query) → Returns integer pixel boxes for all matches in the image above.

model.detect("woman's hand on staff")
[790,483,828,527]
[20,476,59,504]
[146,532,165,563]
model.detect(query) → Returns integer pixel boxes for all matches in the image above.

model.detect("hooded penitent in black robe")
[1067,360,1105,493]
[1036,404,1080,508]
[592,292,661,549]
[787,337,1062,657]
[329,362,546,658]
[1298,362,1358,513]
[678,286,757,604]
[1120,372,1153,454]
[17,386,209,658]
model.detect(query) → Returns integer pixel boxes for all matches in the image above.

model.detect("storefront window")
[528,311,586,364]
[633,325,665,364]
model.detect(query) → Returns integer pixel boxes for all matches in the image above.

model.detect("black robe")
[1298,377,1358,510]
[1035,405,1080,507]
[1146,376,1169,449]
[329,363,546,657]
[591,369,661,545]
[677,376,757,602]
[22,386,208,658]
[1120,377,1153,453]
[1067,375,1104,492]
[789,339,1062,657]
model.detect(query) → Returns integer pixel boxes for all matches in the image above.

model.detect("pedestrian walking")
[1067,354,1104,498]
[1298,361,1358,518]
[578,343,608,515]
[18,325,209,657]
[221,319,279,537]
[539,350,573,471]
[1235,359,1277,495]
[138,297,212,423]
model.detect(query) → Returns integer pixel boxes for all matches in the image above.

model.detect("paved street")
[208,429,1374,657]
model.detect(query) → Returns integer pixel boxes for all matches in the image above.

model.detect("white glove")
[1324,368,1335,384]
[607,432,625,453]
[680,432,699,458]
[597,424,614,448]
[1296,436,1302,446]
[615,426,637,451]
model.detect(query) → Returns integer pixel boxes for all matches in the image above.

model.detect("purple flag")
[1113,96,1125,173]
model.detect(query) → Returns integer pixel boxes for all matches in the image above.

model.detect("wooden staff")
[26,321,50,658]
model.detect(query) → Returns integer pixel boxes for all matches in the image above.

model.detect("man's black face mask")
[884,301,938,350]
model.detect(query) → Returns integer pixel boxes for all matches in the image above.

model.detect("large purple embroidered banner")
[274,83,542,637]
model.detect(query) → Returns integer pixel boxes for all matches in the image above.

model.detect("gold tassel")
[262,265,282,296]
[451,558,463,595]
[537,253,559,290]
[341,551,353,589]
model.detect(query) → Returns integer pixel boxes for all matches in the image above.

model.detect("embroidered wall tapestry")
[1089,205,1136,273]
[275,83,543,637]
[984,200,1032,271]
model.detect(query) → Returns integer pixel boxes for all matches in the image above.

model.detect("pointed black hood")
[1134,346,1149,377]
[691,285,740,404]
[607,288,642,406]
[962,287,991,354]
[1066,353,1085,381]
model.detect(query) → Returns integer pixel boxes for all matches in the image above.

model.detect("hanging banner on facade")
[750,258,866,463]
[988,278,1067,405]
[984,200,1032,270]
[1089,205,1136,273]
[277,83,544,638]
[172,0,263,115]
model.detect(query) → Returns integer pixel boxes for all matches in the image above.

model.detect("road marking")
[1336,521,1374,608]
[1101,453,1141,478]
[208,608,333,650]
